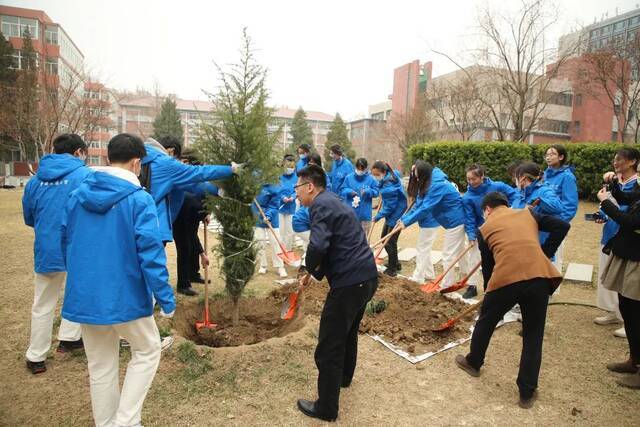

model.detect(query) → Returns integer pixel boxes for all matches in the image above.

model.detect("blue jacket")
[601,177,638,245]
[329,157,355,196]
[189,182,219,198]
[253,184,282,228]
[401,168,466,232]
[462,177,518,240]
[61,170,176,325]
[374,170,407,226]
[511,180,563,217]
[340,172,380,221]
[543,166,578,221]
[279,172,297,215]
[292,206,310,232]
[22,154,92,273]
[296,156,309,172]
[142,144,233,242]
[169,182,220,224]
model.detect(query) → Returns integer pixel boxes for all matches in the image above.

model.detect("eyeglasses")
[294,181,311,190]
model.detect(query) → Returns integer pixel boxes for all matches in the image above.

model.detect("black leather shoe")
[26,360,46,374]
[341,378,352,388]
[57,338,84,353]
[190,276,210,284]
[296,399,336,422]
[178,286,198,296]
[518,390,538,409]
[462,285,478,299]
[455,354,480,377]
[384,269,397,278]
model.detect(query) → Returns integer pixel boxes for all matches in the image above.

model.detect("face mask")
[285,167,295,175]
[299,153,307,160]
[374,175,383,182]
[331,153,339,161]
[355,170,365,176]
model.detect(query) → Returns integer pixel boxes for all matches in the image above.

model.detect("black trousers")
[173,223,193,289]
[466,278,551,399]
[382,223,400,272]
[315,277,378,418]
[618,294,640,363]
[189,229,203,280]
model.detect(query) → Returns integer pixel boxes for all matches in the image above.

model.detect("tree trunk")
[232,298,240,326]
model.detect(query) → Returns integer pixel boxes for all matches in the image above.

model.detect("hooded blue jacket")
[292,206,310,232]
[61,170,176,325]
[329,157,355,196]
[374,170,407,226]
[601,177,638,245]
[340,172,380,221]
[279,171,297,215]
[141,144,233,242]
[543,166,578,221]
[511,179,563,216]
[253,184,282,228]
[462,177,518,240]
[296,156,309,172]
[401,168,466,232]
[22,154,92,273]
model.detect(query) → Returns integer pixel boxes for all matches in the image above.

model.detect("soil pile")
[273,274,476,355]
[174,295,305,347]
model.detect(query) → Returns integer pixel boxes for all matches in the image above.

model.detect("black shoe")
[26,360,46,375]
[384,263,402,272]
[455,354,480,377]
[178,286,198,296]
[462,285,478,299]
[384,269,397,278]
[190,276,210,284]
[518,390,538,409]
[56,338,84,353]
[296,399,336,422]
[341,378,352,388]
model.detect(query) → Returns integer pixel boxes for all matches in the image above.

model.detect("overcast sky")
[4,0,639,119]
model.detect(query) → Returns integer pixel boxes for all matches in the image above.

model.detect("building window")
[631,16,640,27]
[573,121,581,135]
[574,94,582,107]
[614,21,626,33]
[9,49,39,70]
[87,155,102,165]
[543,91,573,107]
[45,26,58,45]
[539,119,570,134]
[44,57,58,75]
[0,15,38,39]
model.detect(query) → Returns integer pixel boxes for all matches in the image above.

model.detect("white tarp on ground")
[564,263,594,282]
[398,247,418,261]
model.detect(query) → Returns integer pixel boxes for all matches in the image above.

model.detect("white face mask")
[285,167,295,175]
[299,153,307,160]
[374,175,383,182]
[355,170,365,176]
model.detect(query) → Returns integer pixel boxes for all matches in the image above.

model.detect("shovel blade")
[440,280,468,294]
[195,320,217,330]
[280,291,300,320]
[419,281,441,293]
[432,319,455,332]
[278,251,301,267]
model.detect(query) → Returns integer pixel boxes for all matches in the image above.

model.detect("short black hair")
[547,144,568,166]
[159,136,182,158]
[466,163,485,177]
[516,162,542,181]
[616,147,640,169]
[297,164,327,189]
[507,160,525,177]
[53,134,87,155]
[108,133,146,163]
[309,152,323,167]
[330,144,343,156]
[283,154,296,163]
[180,148,201,165]
[481,192,509,210]
[298,143,311,153]
[355,158,368,169]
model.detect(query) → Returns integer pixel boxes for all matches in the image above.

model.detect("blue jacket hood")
[76,172,142,214]
[544,165,575,179]
[141,144,166,164]
[467,177,494,195]
[37,154,86,181]
[431,167,448,183]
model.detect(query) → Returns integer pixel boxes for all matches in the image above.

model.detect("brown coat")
[479,206,562,293]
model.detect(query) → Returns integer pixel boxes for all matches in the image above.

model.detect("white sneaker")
[614,327,627,338]
[278,267,288,278]
[410,275,424,283]
[258,267,267,274]
[594,312,621,326]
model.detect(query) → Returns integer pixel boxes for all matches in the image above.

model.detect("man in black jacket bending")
[295,164,378,422]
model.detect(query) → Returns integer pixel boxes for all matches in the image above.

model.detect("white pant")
[279,214,294,250]
[552,239,565,273]
[255,227,284,269]
[412,227,438,282]
[82,316,161,427]
[597,245,622,319]
[26,272,81,362]
[441,224,480,288]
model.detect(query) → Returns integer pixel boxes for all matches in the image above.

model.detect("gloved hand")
[160,309,175,318]
[231,162,244,174]
[217,187,225,198]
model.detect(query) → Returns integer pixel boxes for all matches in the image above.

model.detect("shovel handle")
[459,261,482,286]
[451,299,483,324]
[437,243,475,283]
[253,198,289,255]
[367,201,383,242]
[203,220,210,324]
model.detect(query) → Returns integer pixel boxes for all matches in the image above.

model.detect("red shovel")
[440,261,482,294]
[432,299,483,332]
[254,199,301,267]
[196,220,217,330]
[420,243,474,293]
[281,273,311,320]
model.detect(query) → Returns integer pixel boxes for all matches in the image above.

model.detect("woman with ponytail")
[371,161,407,277]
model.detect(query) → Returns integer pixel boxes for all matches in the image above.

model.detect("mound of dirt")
[174,295,306,347]
[272,274,476,355]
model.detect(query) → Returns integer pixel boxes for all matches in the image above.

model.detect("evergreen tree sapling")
[152,98,184,143]
[195,29,279,325]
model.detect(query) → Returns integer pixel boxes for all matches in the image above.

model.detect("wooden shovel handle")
[253,198,289,254]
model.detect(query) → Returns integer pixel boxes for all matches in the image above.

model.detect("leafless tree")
[387,94,435,163]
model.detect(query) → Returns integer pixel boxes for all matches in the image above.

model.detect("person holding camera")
[598,164,640,390]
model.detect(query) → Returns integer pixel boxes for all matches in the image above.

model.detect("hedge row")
[407,142,631,199]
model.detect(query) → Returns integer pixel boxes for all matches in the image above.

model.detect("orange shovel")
[281,273,312,320]
[440,261,482,294]
[254,199,301,267]
[432,299,483,332]
[420,243,474,293]
[196,220,217,330]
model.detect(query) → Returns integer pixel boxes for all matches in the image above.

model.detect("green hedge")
[407,141,630,199]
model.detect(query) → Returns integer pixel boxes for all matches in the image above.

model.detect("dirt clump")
[273,274,475,355]
[174,294,306,347]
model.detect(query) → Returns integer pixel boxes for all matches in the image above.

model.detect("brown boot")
[606,359,640,374]
[616,372,640,389]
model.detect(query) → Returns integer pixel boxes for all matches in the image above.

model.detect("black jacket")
[602,183,640,261]
[306,191,378,289]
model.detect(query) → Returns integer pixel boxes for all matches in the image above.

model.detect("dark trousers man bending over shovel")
[454,192,569,409]
[294,164,378,422]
